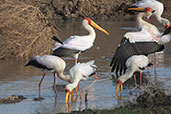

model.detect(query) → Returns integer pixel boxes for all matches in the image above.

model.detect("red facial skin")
[85,17,91,25]
[165,24,170,29]
[145,7,152,13]
[118,80,123,85]
[65,89,71,94]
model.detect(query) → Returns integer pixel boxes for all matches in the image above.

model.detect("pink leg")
[53,73,58,96]
[154,53,157,75]
[78,83,82,100]
[85,75,98,101]
[133,74,137,85]
[39,73,46,97]
[75,58,77,64]
[131,74,140,92]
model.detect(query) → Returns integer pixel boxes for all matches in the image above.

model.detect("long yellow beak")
[65,89,71,104]
[128,7,145,12]
[115,83,123,98]
[90,20,109,35]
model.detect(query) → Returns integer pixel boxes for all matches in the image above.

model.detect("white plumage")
[118,55,150,84]
[52,18,109,64]
[115,55,152,98]
[30,55,66,73]
[65,60,98,103]
[110,7,166,76]
[53,34,95,51]
[25,55,72,97]
[130,0,170,28]
[66,60,96,91]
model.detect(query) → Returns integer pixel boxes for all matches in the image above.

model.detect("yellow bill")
[65,92,69,104]
[115,83,123,98]
[91,20,109,35]
[115,83,120,96]
[127,7,145,12]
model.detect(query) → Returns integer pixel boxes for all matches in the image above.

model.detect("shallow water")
[0,20,171,114]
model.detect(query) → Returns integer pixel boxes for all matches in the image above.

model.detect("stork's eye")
[152,10,155,13]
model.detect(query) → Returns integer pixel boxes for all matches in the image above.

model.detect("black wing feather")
[52,47,80,57]
[110,37,164,76]
[52,36,63,44]
[25,59,53,70]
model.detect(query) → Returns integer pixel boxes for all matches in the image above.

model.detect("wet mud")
[64,85,171,114]
[0,95,26,104]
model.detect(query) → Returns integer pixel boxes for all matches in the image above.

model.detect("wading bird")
[65,60,98,104]
[129,0,170,29]
[25,55,78,97]
[128,7,171,74]
[115,55,152,99]
[52,18,109,65]
[110,7,171,86]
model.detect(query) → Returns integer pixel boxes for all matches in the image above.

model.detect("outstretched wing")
[110,37,164,76]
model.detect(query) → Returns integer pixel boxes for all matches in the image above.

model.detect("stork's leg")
[74,53,79,65]
[147,55,151,73]
[131,74,138,92]
[131,74,141,93]
[154,53,157,79]
[85,75,98,101]
[38,73,46,97]
[134,74,137,86]
[140,72,142,86]
[53,73,58,96]
[78,83,82,100]
[75,58,78,65]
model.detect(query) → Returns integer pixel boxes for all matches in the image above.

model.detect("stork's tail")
[147,62,153,67]
[52,36,63,44]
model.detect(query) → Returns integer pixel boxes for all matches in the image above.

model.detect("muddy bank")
[20,0,171,22]
[60,83,171,114]
[0,0,171,60]
[0,0,58,60]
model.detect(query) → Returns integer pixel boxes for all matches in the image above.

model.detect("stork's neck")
[84,24,96,40]
[118,70,134,84]
[137,13,151,30]
[65,78,80,91]
[156,16,170,26]
[57,72,72,83]
[137,13,159,36]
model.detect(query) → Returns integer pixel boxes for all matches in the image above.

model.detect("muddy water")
[0,20,171,114]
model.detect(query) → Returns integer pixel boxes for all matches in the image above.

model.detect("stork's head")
[163,19,170,29]
[128,7,153,21]
[65,84,73,104]
[82,17,109,35]
[162,26,171,36]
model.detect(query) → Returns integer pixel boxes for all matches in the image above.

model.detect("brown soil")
[0,0,171,60]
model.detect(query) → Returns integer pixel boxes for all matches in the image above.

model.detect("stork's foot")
[33,97,44,101]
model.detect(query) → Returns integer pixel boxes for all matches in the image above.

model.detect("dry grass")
[0,1,58,60]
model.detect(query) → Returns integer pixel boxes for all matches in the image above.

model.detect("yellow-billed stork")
[65,60,98,104]
[52,18,109,64]
[129,0,170,29]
